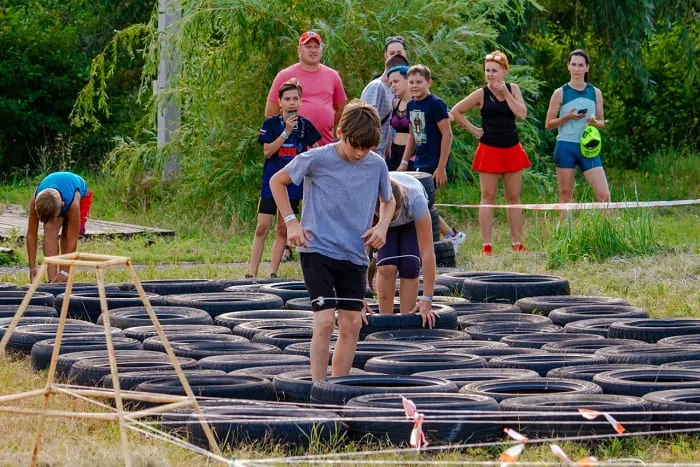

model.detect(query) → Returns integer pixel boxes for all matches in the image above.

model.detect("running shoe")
[481,244,493,256]
[444,231,467,252]
[511,243,527,253]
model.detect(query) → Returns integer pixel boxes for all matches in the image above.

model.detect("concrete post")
[157,0,181,180]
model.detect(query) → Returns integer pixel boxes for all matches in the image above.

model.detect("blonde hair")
[368,180,404,293]
[338,99,381,149]
[35,189,62,223]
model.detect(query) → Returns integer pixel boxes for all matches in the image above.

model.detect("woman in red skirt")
[451,51,530,255]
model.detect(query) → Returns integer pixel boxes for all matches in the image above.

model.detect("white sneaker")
[445,231,466,252]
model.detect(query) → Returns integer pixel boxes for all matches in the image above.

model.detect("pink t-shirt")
[266,63,347,145]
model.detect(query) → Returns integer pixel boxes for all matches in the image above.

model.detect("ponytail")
[367,249,378,294]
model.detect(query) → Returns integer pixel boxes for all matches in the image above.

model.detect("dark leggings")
[375,222,420,278]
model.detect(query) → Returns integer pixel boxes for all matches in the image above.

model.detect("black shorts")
[300,252,367,311]
[258,197,300,215]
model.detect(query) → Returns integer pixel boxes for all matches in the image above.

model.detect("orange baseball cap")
[299,31,322,46]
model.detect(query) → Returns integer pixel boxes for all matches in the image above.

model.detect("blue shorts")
[376,222,421,279]
[554,140,603,172]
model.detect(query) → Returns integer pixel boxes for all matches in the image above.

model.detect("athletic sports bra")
[391,100,410,134]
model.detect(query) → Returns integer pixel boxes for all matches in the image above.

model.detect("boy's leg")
[248,201,275,277]
[375,227,399,314]
[311,308,336,380]
[396,222,421,313]
[332,309,362,377]
[330,257,367,378]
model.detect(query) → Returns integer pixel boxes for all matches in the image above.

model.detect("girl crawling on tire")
[369,173,438,328]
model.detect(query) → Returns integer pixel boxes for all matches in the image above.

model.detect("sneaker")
[244,274,254,279]
[445,231,467,252]
[511,243,527,253]
[481,244,493,256]
[270,273,278,278]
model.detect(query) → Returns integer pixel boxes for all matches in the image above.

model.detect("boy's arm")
[362,195,395,250]
[26,196,40,282]
[434,118,453,187]
[398,130,415,172]
[270,169,310,247]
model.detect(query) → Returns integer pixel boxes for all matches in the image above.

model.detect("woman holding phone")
[545,49,609,205]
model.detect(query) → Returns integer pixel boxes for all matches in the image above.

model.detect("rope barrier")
[435,198,700,210]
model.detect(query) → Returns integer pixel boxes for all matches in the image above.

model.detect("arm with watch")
[262,114,297,158]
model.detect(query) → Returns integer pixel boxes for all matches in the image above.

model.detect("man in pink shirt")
[265,31,347,145]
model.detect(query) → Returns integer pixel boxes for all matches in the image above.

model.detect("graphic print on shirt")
[410,109,426,145]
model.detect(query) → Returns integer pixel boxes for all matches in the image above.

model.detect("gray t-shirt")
[360,77,393,155]
[388,172,429,228]
[284,143,392,266]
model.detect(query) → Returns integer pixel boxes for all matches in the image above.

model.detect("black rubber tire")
[56,349,168,380]
[344,393,501,444]
[158,341,281,360]
[122,279,222,295]
[661,360,700,370]
[364,352,486,375]
[0,305,57,319]
[642,388,700,430]
[350,341,433,369]
[231,319,315,341]
[282,341,330,360]
[123,324,232,341]
[165,292,284,318]
[0,317,64,342]
[458,313,551,329]
[464,322,563,341]
[450,302,521,316]
[0,282,17,291]
[451,346,547,360]
[432,296,470,306]
[364,328,469,342]
[434,240,456,268]
[135,375,276,401]
[548,305,649,326]
[360,304,457,339]
[459,377,602,402]
[564,318,639,337]
[461,274,570,303]
[413,368,540,388]
[101,369,226,391]
[404,171,436,207]
[593,368,700,396]
[274,369,368,403]
[251,328,316,350]
[500,394,651,436]
[68,353,200,386]
[229,364,311,378]
[546,364,659,382]
[428,340,509,352]
[430,205,441,241]
[31,336,142,371]
[608,319,700,343]
[658,335,700,346]
[20,282,120,295]
[198,353,310,372]
[54,291,165,323]
[7,322,120,354]
[185,405,346,449]
[436,271,523,294]
[594,343,700,365]
[542,337,646,354]
[96,306,213,329]
[310,374,459,405]
[258,282,310,304]
[142,333,250,352]
[514,295,630,315]
[488,353,608,376]
[0,290,55,307]
[501,332,604,349]
[284,298,314,311]
[214,309,313,329]
[221,277,299,288]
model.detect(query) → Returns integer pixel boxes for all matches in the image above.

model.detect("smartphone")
[288,110,298,118]
[576,108,587,115]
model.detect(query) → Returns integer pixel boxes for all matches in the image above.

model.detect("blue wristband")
[283,214,297,224]
[420,295,433,302]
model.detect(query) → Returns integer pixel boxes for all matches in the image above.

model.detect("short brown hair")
[35,189,62,224]
[338,99,381,149]
[278,78,303,99]
[407,64,431,81]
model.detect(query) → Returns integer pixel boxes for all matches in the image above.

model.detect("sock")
[449,228,457,237]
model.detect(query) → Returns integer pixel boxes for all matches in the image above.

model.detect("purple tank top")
[391,102,410,134]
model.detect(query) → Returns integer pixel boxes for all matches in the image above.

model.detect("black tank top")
[480,84,519,148]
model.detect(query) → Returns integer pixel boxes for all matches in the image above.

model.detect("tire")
[658,335,700,346]
[450,302,521,316]
[7,322,120,354]
[593,368,700,397]
[123,324,232,341]
[661,360,700,370]
[461,274,570,303]
[464,322,562,341]
[548,305,649,326]
[232,319,315,341]
[564,318,638,337]
[451,347,547,360]
[101,369,226,391]
[309,374,459,405]
[274,369,369,403]
[257,282,309,304]
[501,332,604,349]
[157,341,281,360]
[434,240,456,268]
[594,343,700,365]
[360,304,457,339]
[165,292,284,318]
[284,298,314,311]
[55,291,165,323]
[344,393,500,444]
[251,328,316,350]
[431,296,470,306]
[68,353,200,386]
[430,206,440,241]
[500,394,651,436]
[436,271,523,294]
[542,337,646,354]
[122,279,222,295]
[0,317,64,341]
[404,171,435,207]
[96,306,213,329]
[0,283,17,291]
[608,319,700,343]
[514,295,630,315]
[282,341,329,360]
[459,377,602,402]
[350,341,433,369]
[642,388,700,430]
[142,333,250,352]
[0,305,57,319]
[428,340,509,352]
[221,277,298,288]
[214,309,312,329]
[488,353,608,376]
[364,352,486,375]
[229,365,311,378]
[457,313,551,329]
[0,291,55,307]
[31,336,142,371]
[21,282,120,295]
[364,328,469,343]
[546,364,659,382]
[413,368,540,388]
[135,375,277,400]
[198,353,310,373]
[56,349,166,380]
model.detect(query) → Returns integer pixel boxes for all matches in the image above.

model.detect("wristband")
[283,214,296,224]
[58,270,69,278]
[420,295,433,302]
[280,130,289,140]
[399,160,409,166]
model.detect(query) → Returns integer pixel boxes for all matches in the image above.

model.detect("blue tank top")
[557,83,597,143]
[35,172,88,217]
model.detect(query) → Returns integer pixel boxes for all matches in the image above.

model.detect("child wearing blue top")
[247,79,321,278]
[26,171,92,283]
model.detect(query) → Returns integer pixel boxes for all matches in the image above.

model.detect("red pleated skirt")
[472,142,531,174]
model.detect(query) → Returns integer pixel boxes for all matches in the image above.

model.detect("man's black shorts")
[300,252,367,311]
[258,197,301,215]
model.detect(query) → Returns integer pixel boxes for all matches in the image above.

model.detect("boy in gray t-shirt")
[270,100,395,381]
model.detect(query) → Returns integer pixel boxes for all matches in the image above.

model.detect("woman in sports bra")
[386,65,414,171]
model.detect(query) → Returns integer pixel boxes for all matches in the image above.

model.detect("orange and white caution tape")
[504,427,528,444]
[499,428,528,466]
[578,408,626,434]
[551,444,598,466]
[402,396,428,450]
[435,198,700,211]
[401,395,417,419]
